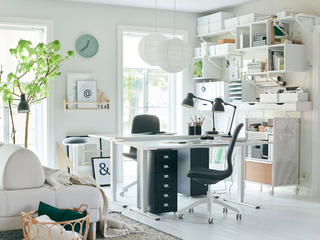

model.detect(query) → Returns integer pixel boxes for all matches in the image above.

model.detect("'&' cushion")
[0,144,45,190]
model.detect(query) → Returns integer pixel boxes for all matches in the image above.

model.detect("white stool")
[62,137,88,175]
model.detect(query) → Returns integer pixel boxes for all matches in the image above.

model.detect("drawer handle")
[164,155,169,159]
[164,194,169,198]
[164,174,169,178]
[164,184,170,188]
[164,165,170,169]
[164,203,170,207]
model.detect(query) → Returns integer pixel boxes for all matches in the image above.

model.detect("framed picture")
[77,80,97,109]
[67,73,95,109]
[92,157,111,187]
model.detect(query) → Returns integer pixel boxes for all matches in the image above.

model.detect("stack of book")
[269,50,284,71]
[252,33,267,47]
[248,61,265,73]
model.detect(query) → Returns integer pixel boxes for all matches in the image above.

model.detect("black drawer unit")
[147,149,178,214]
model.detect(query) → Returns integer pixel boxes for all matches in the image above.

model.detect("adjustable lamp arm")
[222,100,237,136]
[193,96,214,105]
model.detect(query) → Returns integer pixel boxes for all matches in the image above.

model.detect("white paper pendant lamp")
[156,38,193,73]
[138,33,167,66]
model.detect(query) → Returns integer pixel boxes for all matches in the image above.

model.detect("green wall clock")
[75,34,99,58]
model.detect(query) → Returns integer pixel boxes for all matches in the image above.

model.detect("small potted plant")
[193,60,202,78]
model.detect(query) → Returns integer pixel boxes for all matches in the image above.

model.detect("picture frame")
[67,73,95,109]
[92,157,111,187]
[77,80,97,109]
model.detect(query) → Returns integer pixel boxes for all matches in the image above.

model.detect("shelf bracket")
[274,22,289,36]
[295,15,313,33]
[225,54,240,67]
[245,75,262,89]
[200,36,206,42]
[230,29,236,37]
[285,111,301,125]
[208,57,223,70]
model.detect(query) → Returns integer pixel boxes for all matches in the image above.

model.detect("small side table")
[62,137,88,175]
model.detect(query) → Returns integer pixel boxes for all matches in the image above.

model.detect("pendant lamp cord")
[173,0,176,38]
[155,0,158,33]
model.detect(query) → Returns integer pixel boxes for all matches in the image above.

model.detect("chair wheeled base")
[120,180,137,197]
[178,185,241,224]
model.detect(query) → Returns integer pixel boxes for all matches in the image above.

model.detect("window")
[122,32,181,134]
[0,26,47,162]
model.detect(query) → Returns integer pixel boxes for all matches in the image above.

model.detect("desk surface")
[115,140,273,150]
[89,133,223,141]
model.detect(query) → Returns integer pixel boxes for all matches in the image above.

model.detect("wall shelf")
[196,28,235,38]
[63,100,110,110]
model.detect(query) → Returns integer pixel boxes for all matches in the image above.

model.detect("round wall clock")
[75,34,99,58]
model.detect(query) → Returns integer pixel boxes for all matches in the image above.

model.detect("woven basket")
[21,204,89,240]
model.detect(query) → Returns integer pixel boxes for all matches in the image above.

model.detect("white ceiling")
[57,0,258,13]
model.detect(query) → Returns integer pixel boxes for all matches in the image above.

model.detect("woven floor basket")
[21,204,89,240]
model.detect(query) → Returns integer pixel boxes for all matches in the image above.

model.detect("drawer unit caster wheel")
[179,214,184,220]
[120,192,124,197]
[269,190,274,196]
[188,208,194,213]
[236,214,241,220]
[223,208,228,213]
[208,218,214,224]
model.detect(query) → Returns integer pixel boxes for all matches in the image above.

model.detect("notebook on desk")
[143,131,177,135]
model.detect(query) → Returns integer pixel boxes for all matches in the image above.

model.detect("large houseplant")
[0,39,74,148]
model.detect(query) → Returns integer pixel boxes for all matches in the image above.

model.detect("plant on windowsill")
[0,39,74,148]
[193,60,202,78]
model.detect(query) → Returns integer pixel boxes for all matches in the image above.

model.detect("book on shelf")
[269,50,284,71]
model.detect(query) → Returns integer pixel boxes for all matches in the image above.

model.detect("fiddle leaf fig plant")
[0,39,74,148]
[193,60,203,78]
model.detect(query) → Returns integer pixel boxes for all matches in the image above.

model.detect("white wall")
[196,0,320,193]
[0,0,198,167]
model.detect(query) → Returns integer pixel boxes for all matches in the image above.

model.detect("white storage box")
[277,11,297,19]
[215,43,236,55]
[194,47,201,57]
[197,15,209,26]
[197,24,209,35]
[260,93,308,103]
[201,42,218,56]
[260,94,278,103]
[209,21,224,32]
[224,17,239,29]
[209,45,216,55]
[239,13,266,25]
[209,12,234,23]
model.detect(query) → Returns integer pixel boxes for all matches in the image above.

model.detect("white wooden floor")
[102,161,320,240]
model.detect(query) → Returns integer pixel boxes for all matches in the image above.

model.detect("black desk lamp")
[212,97,237,138]
[182,93,218,134]
[8,93,30,144]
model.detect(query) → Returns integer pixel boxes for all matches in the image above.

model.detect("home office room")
[0,0,320,239]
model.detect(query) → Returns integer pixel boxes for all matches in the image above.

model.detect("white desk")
[88,134,219,202]
[89,133,272,217]
[115,139,272,216]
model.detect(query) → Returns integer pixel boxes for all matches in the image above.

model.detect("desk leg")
[110,141,117,202]
[138,149,148,213]
[237,146,245,203]
[223,146,261,209]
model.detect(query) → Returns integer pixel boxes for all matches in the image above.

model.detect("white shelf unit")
[192,56,221,80]
[244,117,300,196]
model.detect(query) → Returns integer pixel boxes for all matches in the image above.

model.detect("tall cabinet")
[245,117,300,195]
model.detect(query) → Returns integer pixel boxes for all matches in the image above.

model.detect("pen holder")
[195,126,201,135]
[188,126,195,135]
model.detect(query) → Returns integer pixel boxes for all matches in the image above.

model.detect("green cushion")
[61,209,87,235]
[38,201,66,222]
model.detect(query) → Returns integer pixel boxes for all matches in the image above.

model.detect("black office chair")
[120,114,160,197]
[178,123,244,224]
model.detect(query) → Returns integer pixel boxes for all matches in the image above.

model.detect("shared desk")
[89,133,272,218]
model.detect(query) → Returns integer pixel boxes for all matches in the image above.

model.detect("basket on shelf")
[21,204,89,240]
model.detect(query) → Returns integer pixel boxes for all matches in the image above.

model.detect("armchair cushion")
[0,144,45,190]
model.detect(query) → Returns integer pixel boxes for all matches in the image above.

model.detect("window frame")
[0,17,54,167]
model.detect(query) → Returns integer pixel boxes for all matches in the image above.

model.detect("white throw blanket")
[43,166,143,238]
